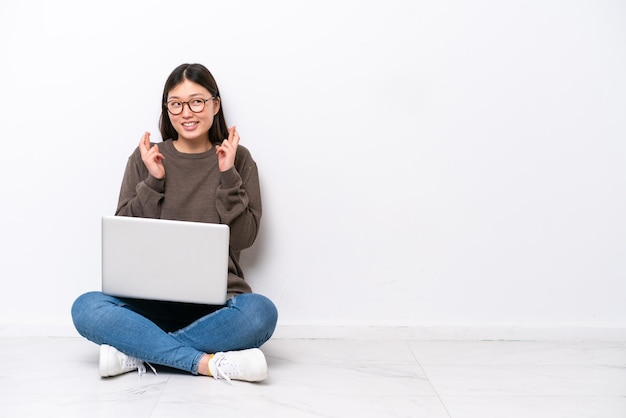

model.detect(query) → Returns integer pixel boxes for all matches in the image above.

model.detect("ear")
[213,97,221,116]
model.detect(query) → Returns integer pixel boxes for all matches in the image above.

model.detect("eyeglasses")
[165,97,215,115]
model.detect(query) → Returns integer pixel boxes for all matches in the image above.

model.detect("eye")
[169,101,182,108]
[190,98,205,106]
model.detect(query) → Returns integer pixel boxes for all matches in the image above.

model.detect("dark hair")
[159,63,228,145]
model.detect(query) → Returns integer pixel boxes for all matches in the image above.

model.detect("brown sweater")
[115,139,262,297]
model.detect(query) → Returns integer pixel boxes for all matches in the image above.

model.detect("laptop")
[101,216,230,305]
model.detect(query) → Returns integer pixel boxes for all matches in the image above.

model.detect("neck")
[173,138,212,154]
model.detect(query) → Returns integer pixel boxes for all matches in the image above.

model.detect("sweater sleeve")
[216,147,262,251]
[115,147,165,218]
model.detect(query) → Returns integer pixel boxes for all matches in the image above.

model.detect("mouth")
[181,121,199,131]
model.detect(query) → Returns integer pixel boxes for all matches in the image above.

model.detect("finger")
[226,126,239,148]
[155,146,164,161]
[139,138,147,154]
[226,126,235,142]
[139,132,150,154]
[232,132,240,149]
[218,136,230,150]
[231,129,240,148]
[154,152,164,162]
[148,147,164,162]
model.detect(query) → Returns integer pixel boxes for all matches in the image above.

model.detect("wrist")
[145,174,165,192]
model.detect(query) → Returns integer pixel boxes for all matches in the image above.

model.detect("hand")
[216,126,240,172]
[138,132,165,179]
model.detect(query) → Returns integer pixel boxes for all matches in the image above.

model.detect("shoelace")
[124,356,158,377]
[211,353,240,384]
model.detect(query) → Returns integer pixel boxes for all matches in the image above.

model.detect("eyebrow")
[167,93,206,101]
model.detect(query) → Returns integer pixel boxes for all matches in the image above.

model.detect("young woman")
[71,63,278,382]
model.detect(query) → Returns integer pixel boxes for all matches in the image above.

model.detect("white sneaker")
[99,344,155,377]
[208,348,268,383]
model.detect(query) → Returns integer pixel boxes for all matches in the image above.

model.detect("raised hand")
[138,132,165,179]
[216,126,240,172]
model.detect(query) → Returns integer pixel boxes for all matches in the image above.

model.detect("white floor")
[1,337,625,417]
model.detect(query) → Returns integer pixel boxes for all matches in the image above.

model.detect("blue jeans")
[71,291,278,375]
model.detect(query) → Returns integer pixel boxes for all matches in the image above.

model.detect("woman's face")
[166,79,220,143]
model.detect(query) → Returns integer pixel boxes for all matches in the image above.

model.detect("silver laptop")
[101,216,230,305]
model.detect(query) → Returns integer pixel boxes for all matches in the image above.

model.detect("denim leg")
[71,291,205,374]
[71,291,278,375]
[170,293,278,354]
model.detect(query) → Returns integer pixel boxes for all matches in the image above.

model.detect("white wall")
[1,0,624,339]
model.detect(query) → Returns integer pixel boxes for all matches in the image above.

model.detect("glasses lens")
[189,98,206,113]
[167,101,182,115]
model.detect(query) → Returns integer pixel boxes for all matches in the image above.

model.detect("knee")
[251,294,278,330]
[235,293,278,340]
[71,291,108,329]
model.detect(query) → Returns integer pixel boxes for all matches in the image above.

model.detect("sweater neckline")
[163,139,216,160]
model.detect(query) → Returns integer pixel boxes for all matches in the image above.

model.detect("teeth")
[183,122,196,126]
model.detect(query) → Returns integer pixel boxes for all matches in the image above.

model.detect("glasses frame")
[165,97,216,115]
